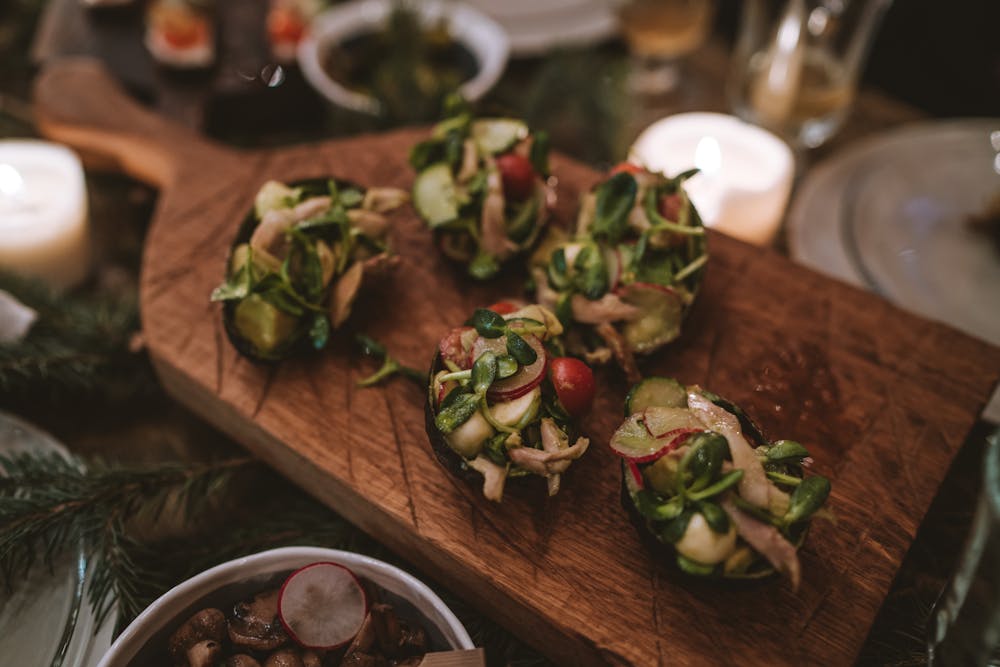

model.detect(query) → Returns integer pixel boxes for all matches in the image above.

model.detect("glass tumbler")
[727,0,892,149]
[927,429,1000,666]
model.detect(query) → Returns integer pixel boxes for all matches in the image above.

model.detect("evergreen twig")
[0,272,154,402]
[0,452,256,626]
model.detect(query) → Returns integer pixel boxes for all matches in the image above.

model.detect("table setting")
[2,0,999,665]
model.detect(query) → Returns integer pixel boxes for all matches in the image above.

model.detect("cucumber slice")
[413,163,459,227]
[625,377,688,415]
[618,282,684,353]
[472,119,528,155]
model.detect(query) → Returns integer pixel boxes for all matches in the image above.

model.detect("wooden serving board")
[35,59,1000,666]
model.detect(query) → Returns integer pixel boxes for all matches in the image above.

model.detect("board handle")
[32,58,229,189]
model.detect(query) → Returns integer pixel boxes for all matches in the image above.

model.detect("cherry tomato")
[658,193,683,222]
[486,301,519,315]
[267,6,305,45]
[549,357,596,418]
[609,162,643,176]
[496,153,536,201]
[439,326,474,370]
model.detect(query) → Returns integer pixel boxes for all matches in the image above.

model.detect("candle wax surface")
[0,140,90,290]
[629,112,795,245]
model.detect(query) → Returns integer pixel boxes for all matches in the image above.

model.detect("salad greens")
[426,303,592,501]
[614,377,831,587]
[211,178,407,361]
[410,98,552,280]
[530,165,708,381]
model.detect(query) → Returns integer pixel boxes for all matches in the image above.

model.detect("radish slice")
[626,458,645,489]
[610,407,703,462]
[277,562,368,650]
[477,334,548,401]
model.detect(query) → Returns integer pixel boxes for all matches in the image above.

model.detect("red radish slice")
[610,408,703,462]
[626,458,645,489]
[486,335,547,401]
[278,562,368,650]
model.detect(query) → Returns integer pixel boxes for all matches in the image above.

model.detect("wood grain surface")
[35,59,1000,667]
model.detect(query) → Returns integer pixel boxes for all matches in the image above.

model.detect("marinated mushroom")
[263,648,304,667]
[225,656,262,667]
[167,608,226,666]
[186,639,222,667]
[228,589,289,652]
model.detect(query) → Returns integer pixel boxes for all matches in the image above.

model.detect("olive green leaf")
[784,475,831,524]
[470,308,506,338]
[767,440,811,462]
[506,331,537,366]
[592,172,637,244]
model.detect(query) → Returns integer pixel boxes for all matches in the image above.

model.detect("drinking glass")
[727,0,892,149]
[618,0,716,95]
[927,429,1000,666]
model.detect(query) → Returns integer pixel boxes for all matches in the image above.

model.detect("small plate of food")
[96,546,474,667]
[611,377,831,586]
[145,0,215,69]
[530,163,707,382]
[298,0,508,119]
[425,302,595,501]
[210,178,407,362]
[410,105,553,280]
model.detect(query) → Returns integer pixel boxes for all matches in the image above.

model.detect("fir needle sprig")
[0,272,152,402]
[0,452,256,627]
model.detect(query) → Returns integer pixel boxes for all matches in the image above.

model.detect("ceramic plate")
[788,119,1000,420]
[0,412,115,667]
[464,0,617,57]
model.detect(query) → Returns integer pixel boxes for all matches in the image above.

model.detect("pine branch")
[0,452,257,626]
[0,272,155,403]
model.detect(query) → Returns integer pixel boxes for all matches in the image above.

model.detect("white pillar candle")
[0,140,90,290]
[629,112,795,246]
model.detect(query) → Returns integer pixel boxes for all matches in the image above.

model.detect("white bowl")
[297,0,509,115]
[96,546,474,666]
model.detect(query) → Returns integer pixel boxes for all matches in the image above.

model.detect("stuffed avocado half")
[410,100,552,280]
[426,302,595,502]
[211,178,407,361]
[531,164,707,382]
[614,377,830,587]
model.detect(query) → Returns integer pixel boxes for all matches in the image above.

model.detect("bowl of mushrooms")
[96,546,474,667]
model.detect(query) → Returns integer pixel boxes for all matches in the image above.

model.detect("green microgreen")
[355,334,425,388]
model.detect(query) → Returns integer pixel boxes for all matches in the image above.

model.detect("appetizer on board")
[211,178,407,361]
[531,163,707,382]
[410,101,553,280]
[613,377,830,587]
[425,302,594,501]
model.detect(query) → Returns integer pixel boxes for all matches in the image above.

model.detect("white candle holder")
[0,140,91,290]
[629,112,795,246]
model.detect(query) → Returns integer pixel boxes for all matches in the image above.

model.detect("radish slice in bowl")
[278,561,368,650]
